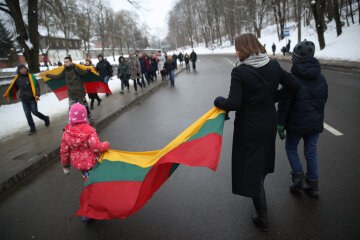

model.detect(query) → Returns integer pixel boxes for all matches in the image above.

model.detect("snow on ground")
[169,13,360,62]
[0,76,124,140]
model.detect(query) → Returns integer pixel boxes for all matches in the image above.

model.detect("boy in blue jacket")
[278,40,328,198]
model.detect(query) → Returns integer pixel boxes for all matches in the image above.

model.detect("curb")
[269,56,360,74]
[0,68,185,197]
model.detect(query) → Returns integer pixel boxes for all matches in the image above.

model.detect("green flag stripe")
[186,113,225,142]
[85,159,152,187]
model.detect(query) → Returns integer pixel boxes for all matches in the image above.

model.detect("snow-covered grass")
[0,76,123,140]
[169,12,360,62]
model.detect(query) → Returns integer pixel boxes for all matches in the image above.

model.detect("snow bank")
[169,13,360,62]
[0,76,123,140]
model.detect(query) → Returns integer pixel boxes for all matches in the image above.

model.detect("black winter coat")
[15,74,40,101]
[278,57,328,135]
[96,60,113,77]
[190,52,197,62]
[164,60,176,71]
[214,60,300,197]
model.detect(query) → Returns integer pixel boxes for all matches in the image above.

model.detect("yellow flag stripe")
[100,107,225,168]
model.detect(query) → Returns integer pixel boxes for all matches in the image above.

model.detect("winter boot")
[290,172,305,192]
[90,103,94,110]
[303,178,319,198]
[252,184,269,232]
[82,216,92,223]
[28,128,36,135]
[97,99,102,106]
[45,116,50,127]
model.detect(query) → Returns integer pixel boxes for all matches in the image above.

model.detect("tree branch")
[0,5,11,15]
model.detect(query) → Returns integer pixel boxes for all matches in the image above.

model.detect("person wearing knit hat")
[60,103,110,222]
[4,64,50,135]
[291,40,315,62]
[278,39,328,198]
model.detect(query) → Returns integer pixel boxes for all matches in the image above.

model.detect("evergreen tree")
[0,19,14,61]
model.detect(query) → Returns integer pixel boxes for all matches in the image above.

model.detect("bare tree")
[0,0,40,72]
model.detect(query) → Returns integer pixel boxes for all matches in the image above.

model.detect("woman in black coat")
[214,33,300,231]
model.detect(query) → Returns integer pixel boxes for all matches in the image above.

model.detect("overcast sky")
[108,0,176,39]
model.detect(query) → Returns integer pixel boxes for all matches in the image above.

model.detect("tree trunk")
[348,0,355,23]
[272,2,281,40]
[311,0,326,49]
[333,0,343,36]
[2,0,40,73]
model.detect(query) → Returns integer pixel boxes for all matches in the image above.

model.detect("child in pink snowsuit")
[60,103,109,178]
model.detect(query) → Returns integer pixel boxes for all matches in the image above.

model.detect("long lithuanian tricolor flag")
[4,73,38,101]
[40,63,111,101]
[74,107,226,220]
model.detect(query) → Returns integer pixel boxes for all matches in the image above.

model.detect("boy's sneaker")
[28,128,36,135]
[82,216,92,223]
[45,116,50,127]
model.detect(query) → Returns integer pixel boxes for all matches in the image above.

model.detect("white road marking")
[224,57,235,66]
[324,123,344,136]
[224,57,344,136]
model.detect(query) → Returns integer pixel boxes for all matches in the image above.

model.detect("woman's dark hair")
[119,56,125,62]
[85,59,92,65]
[235,33,266,61]
[64,56,72,62]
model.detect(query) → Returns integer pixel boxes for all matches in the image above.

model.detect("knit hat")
[292,40,315,62]
[17,64,28,74]
[69,103,87,125]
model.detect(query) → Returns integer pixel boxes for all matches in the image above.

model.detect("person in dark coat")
[117,56,130,94]
[271,43,276,55]
[164,55,176,86]
[190,50,197,71]
[148,58,157,82]
[85,59,102,109]
[286,40,291,55]
[138,53,148,88]
[96,54,113,96]
[277,40,328,198]
[214,33,300,232]
[12,64,50,135]
[178,52,184,66]
[172,53,178,69]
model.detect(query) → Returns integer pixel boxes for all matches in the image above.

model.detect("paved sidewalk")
[269,54,360,73]
[0,68,184,195]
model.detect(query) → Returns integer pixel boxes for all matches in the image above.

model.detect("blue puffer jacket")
[278,56,328,135]
[138,57,148,73]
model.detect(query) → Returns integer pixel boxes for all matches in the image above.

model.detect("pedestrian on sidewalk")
[157,52,166,80]
[184,53,190,72]
[117,56,130,94]
[45,56,95,124]
[272,43,276,56]
[178,52,184,66]
[214,33,300,232]
[148,57,157,82]
[96,54,113,97]
[60,103,109,222]
[4,64,50,135]
[164,55,176,86]
[190,49,197,71]
[85,59,102,110]
[128,53,142,94]
[277,40,328,198]
[172,53,178,70]
[286,40,291,55]
[138,53,148,88]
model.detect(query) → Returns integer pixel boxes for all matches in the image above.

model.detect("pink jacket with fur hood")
[60,123,109,171]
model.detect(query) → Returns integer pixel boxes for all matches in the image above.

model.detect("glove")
[277,125,285,140]
[63,167,70,175]
[214,96,225,106]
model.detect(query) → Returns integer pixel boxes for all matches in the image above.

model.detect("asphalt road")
[0,55,359,240]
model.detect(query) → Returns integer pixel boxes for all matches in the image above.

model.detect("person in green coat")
[45,56,95,124]
[117,56,130,94]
